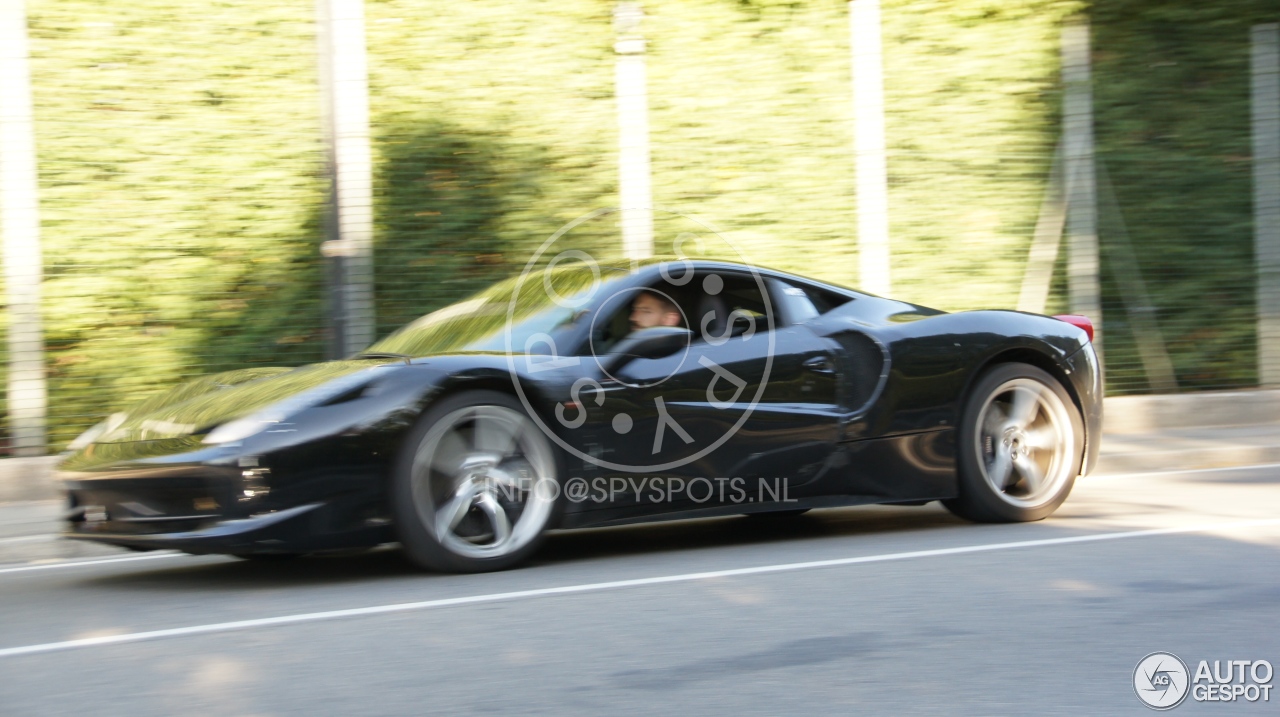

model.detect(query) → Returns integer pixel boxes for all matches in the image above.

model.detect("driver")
[629,290,683,332]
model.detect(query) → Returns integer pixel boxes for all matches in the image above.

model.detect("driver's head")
[630,290,682,331]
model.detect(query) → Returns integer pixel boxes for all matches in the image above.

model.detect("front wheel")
[943,363,1083,523]
[392,390,562,573]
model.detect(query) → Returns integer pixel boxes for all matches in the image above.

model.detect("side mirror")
[600,326,691,375]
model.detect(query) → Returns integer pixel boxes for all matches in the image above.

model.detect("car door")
[584,270,843,515]
[793,282,953,503]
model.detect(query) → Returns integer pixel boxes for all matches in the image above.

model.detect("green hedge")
[7,0,1275,449]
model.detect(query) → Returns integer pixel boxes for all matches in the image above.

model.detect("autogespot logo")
[1134,652,1191,710]
[1134,653,1275,709]
[503,207,776,473]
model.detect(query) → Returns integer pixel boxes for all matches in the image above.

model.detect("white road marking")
[1086,462,1280,481]
[2,516,1278,659]
[0,552,184,575]
[0,535,55,545]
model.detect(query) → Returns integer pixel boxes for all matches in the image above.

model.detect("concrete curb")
[0,456,61,503]
[1094,444,1280,474]
[1103,389,1280,434]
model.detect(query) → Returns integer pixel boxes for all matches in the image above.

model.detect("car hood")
[94,360,399,443]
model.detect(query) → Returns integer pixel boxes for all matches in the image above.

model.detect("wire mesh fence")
[1,0,1277,455]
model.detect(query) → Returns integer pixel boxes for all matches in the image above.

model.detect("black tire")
[231,553,303,561]
[943,363,1083,523]
[391,390,563,573]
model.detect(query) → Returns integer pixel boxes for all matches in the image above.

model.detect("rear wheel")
[943,363,1083,523]
[392,390,562,572]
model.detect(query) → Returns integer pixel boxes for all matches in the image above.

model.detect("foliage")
[22,0,328,447]
[1088,0,1275,391]
[5,0,1276,449]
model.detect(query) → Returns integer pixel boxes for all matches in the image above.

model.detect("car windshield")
[365,265,623,357]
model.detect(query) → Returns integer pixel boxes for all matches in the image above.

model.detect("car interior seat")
[695,291,729,342]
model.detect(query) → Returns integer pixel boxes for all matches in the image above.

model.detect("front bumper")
[65,502,332,554]
[60,442,395,555]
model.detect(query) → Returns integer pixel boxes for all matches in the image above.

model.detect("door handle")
[803,356,835,374]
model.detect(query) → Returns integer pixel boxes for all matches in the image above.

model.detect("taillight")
[1053,314,1094,342]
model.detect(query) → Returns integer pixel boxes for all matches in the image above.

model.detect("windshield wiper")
[352,352,413,364]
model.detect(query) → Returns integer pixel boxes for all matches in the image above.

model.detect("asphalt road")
[1,463,1278,716]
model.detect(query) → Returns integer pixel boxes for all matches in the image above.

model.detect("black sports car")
[60,259,1101,572]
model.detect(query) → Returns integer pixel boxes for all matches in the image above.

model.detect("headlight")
[203,414,282,445]
[203,369,382,445]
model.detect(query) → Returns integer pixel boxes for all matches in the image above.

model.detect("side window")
[686,272,771,344]
[589,281,696,354]
[769,278,853,324]
[589,271,781,353]
[801,283,854,315]
[769,279,820,325]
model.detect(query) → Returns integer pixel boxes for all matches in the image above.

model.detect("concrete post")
[316,0,376,356]
[614,2,654,261]
[0,0,48,455]
[849,0,891,296]
[1253,24,1280,388]
[1062,20,1102,357]
[1017,143,1065,315]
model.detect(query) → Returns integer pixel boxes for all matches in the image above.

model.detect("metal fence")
[2,0,1278,455]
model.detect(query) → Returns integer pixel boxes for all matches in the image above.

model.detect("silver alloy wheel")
[974,377,1075,508]
[409,405,557,559]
